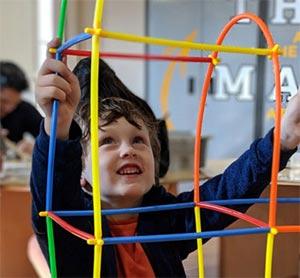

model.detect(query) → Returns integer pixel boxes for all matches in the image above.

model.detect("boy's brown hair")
[76,97,161,179]
[73,58,170,179]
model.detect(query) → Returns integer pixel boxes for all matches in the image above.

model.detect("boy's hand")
[36,39,80,140]
[281,89,300,151]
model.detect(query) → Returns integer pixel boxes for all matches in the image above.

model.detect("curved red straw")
[196,202,268,227]
[193,13,281,229]
[48,212,94,241]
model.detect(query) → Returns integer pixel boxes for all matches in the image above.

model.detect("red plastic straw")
[196,202,268,227]
[62,49,212,63]
[48,212,94,241]
[193,13,282,230]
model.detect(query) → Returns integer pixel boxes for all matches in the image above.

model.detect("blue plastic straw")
[56,33,91,54]
[45,98,59,211]
[45,32,93,211]
[52,197,300,217]
[103,227,270,245]
[207,197,300,205]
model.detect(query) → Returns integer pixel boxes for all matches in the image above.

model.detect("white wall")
[65,0,146,98]
[0,0,37,102]
[102,0,146,98]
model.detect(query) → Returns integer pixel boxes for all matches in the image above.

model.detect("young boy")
[31,40,300,277]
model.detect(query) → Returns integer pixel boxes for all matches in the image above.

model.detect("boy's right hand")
[36,39,80,140]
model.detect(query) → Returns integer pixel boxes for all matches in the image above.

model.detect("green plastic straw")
[46,217,57,278]
[57,0,68,40]
[46,1,68,277]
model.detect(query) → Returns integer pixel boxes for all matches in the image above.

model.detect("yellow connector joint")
[208,55,221,66]
[48,47,57,54]
[39,211,48,217]
[270,227,278,235]
[268,44,282,59]
[87,238,104,246]
[85,27,102,36]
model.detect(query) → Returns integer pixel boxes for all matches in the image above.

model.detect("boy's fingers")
[38,59,75,86]
[46,38,61,58]
[38,74,72,95]
[37,86,67,103]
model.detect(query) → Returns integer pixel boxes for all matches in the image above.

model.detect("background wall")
[1,1,299,159]
[0,0,37,101]
[0,0,146,102]
[63,0,146,98]
[147,0,300,159]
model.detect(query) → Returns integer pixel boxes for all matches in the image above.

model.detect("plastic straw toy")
[39,1,299,277]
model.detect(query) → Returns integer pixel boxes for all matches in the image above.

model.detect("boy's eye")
[133,136,145,144]
[100,137,114,145]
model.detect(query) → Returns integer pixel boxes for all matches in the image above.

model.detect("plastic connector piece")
[84,27,102,36]
[48,47,57,54]
[39,211,48,217]
[270,227,278,235]
[87,238,104,246]
[208,55,221,66]
[268,44,282,59]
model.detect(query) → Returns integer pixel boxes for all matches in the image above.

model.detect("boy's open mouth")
[117,163,143,175]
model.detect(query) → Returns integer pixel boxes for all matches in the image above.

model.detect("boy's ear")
[158,120,170,178]
[80,176,87,187]
[80,176,93,195]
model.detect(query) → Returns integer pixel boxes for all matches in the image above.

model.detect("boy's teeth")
[119,167,141,175]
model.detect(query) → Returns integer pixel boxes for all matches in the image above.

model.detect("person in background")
[0,61,42,156]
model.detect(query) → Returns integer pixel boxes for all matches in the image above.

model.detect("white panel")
[101,0,146,98]
[0,0,38,104]
[65,0,146,99]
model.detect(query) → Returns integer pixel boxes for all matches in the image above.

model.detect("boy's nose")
[120,144,137,158]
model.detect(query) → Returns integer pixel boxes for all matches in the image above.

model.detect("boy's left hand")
[281,89,300,151]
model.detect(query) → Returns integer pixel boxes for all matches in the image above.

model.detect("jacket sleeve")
[30,120,96,276]
[30,120,88,234]
[170,128,296,258]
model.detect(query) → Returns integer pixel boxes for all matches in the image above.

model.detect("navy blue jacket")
[30,122,295,277]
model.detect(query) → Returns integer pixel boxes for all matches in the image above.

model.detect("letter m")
[214,65,254,101]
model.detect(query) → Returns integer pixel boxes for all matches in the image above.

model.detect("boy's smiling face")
[83,117,155,209]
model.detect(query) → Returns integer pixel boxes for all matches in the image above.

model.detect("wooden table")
[0,182,37,277]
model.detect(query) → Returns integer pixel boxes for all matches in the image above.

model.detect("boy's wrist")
[280,136,298,151]
[44,117,72,140]
[280,125,299,151]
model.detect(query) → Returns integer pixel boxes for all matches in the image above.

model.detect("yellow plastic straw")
[194,207,204,278]
[93,0,104,28]
[90,0,105,277]
[265,232,275,278]
[100,30,280,56]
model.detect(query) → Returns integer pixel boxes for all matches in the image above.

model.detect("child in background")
[31,39,300,277]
